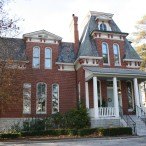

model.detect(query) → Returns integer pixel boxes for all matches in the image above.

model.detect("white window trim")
[52,83,59,114]
[113,43,121,66]
[127,80,135,112]
[36,82,47,114]
[45,47,52,69]
[32,46,40,69]
[23,83,31,114]
[102,42,110,66]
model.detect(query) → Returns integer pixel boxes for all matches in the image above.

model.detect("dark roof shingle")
[57,42,75,63]
[0,37,27,61]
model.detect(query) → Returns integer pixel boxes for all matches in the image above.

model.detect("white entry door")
[107,88,114,107]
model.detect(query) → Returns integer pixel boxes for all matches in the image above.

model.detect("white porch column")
[85,82,89,109]
[134,78,140,107]
[93,76,99,118]
[113,77,119,117]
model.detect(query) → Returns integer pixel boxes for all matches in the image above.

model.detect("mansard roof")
[124,39,141,60]
[78,12,141,61]
[0,37,27,61]
[57,42,76,63]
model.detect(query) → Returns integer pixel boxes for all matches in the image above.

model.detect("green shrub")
[0,133,21,139]
[78,128,97,136]
[22,118,46,132]
[97,127,132,136]
[64,107,90,129]
[45,113,65,129]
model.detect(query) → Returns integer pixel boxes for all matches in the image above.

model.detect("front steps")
[91,118,121,128]
[130,115,146,136]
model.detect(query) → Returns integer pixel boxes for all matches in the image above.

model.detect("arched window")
[23,83,31,114]
[33,46,40,68]
[36,82,47,114]
[102,42,109,65]
[45,48,52,69]
[126,81,134,111]
[113,44,120,66]
[52,84,59,113]
[100,21,107,31]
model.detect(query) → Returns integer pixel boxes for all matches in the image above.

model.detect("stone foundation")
[0,118,26,131]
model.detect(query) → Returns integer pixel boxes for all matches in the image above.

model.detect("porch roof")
[84,66,146,79]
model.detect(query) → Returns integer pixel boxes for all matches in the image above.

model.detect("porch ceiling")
[84,67,146,81]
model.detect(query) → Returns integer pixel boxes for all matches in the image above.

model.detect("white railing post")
[134,78,140,117]
[113,77,119,117]
[99,107,115,117]
[93,76,99,118]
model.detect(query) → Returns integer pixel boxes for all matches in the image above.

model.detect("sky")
[6,0,146,42]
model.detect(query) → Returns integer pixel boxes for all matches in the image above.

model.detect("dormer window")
[100,21,107,31]
[113,44,121,66]
[102,42,109,65]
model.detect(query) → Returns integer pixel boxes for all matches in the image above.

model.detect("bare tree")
[0,0,19,37]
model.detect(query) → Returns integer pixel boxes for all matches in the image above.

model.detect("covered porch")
[84,67,146,119]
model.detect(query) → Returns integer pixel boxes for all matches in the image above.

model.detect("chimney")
[72,14,79,55]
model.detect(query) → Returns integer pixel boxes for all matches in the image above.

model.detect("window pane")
[127,81,134,110]
[113,44,120,65]
[36,83,47,113]
[102,43,109,64]
[113,46,118,55]
[45,48,51,58]
[102,44,107,54]
[53,84,58,92]
[45,59,51,68]
[33,47,40,57]
[23,83,31,114]
[52,84,59,113]
[33,58,40,68]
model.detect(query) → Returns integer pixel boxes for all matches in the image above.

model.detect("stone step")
[129,115,146,136]
[91,118,121,128]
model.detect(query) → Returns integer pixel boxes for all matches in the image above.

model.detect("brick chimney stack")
[72,14,79,55]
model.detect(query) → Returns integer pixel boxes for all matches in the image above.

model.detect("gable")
[23,30,62,41]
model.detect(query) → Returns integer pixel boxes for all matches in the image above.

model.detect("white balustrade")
[99,107,115,117]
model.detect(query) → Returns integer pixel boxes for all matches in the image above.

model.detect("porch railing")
[136,105,146,125]
[119,106,136,134]
[99,107,115,117]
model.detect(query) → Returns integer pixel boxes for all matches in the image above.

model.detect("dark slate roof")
[57,42,75,63]
[124,39,141,60]
[78,14,141,61]
[78,16,99,57]
[108,20,121,32]
[84,66,146,77]
[0,37,27,61]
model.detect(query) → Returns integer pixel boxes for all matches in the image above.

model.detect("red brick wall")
[121,80,128,114]
[76,67,85,105]
[88,79,93,108]
[88,79,108,108]
[1,41,77,118]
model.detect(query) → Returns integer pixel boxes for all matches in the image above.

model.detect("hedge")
[0,133,21,139]
[0,127,132,139]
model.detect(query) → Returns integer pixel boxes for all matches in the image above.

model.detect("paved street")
[0,137,146,146]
